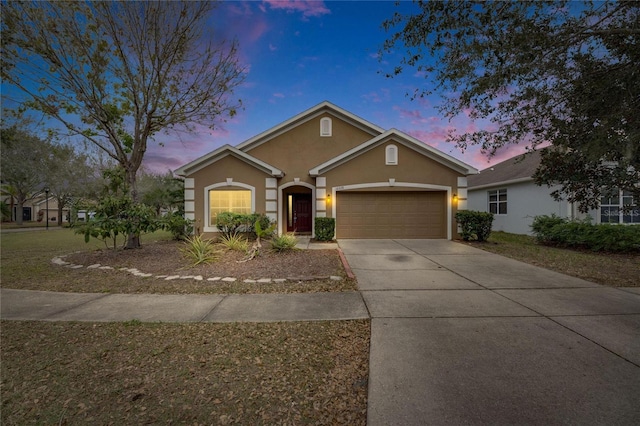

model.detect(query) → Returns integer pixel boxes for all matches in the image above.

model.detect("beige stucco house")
[175,102,478,239]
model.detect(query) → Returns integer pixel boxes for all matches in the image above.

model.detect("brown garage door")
[336,191,447,239]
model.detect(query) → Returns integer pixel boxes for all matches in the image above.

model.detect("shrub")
[215,212,245,238]
[530,214,567,242]
[254,218,276,241]
[270,233,298,252]
[219,232,249,252]
[531,215,640,252]
[455,210,494,242]
[251,214,273,238]
[180,235,219,265]
[161,211,193,240]
[215,212,272,239]
[315,217,335,241]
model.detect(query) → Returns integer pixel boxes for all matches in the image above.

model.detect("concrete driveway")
[339,239,640,425]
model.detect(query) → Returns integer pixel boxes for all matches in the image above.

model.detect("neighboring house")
[175,101,478,239]
[468,150,640,234]
[33,197,70,224]
[0,195,69,224]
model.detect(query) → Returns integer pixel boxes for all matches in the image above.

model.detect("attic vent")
[386,144,398,165]
[320,117,332,137]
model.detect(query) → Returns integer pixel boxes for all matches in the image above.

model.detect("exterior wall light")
[326,193,331,203]
[453,193,458,202]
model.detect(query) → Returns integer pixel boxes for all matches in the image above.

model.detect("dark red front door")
[288,194,312,233]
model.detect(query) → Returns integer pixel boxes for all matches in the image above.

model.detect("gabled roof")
[236,101,385,152]
[468,150,543,189]
[174,144,284,177]
[309,128,478,176]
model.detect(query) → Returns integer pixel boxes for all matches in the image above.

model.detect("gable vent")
[320,117,332,137]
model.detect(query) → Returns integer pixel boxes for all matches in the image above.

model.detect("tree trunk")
[16,200,24,225]
[57,204,64,226]
[125,164,141,249]
[125,233,141,249]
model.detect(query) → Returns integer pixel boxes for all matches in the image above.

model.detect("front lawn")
[1,320,369,425]
[467,231,639,287]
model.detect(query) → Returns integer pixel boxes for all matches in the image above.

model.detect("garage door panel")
[336,191,446,239]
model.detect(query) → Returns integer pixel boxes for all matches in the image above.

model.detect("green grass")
[0,229,174,292]
[468,231,640,287]
[0,221,59,229]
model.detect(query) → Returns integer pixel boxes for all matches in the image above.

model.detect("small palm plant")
[180,235,218,266]
[270,232,298,252]
[219,232,249,252]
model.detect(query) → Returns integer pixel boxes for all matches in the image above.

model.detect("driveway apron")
[339,239,640,426]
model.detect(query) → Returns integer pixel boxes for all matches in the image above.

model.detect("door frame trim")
[278,181,316,237]
[332,182,452,240]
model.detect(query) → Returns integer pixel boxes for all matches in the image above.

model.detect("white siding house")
[468,151,577,235]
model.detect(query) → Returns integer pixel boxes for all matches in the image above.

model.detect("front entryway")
[286,193,312,233]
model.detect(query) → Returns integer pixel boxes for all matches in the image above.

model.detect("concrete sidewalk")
[340,239,640,426]
[0,288,368,323]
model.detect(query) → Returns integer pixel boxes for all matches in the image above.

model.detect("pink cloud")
[393,106,436,125]
[262,0,331,19]
[142,125,232,174]
[362,88,390,103]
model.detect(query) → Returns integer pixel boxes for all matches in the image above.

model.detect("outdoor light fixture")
[326,193,331,203]
[453,193,458,202]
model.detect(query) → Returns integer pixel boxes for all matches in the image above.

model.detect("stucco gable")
[235,101,384,153]
[174,144,283,177]
[309,129,478,176]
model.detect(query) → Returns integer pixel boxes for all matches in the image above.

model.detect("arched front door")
[286,193,312,233]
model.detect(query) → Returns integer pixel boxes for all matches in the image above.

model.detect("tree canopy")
[0,127,50,225]
[2,0,245,246]
[381,0,639,212]
[1,0,244,198]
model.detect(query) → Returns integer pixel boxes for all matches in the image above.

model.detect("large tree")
[1,0,244,246]
[137,170,184,215]
[44,143,96,226]
[381,0,639,212]
[0,127,50,225]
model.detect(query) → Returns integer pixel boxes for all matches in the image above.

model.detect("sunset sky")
[142,0,531,174]
[5,0,529,174]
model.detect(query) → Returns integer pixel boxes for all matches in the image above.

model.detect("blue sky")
[146,0,529,174]
[3,0,526,173]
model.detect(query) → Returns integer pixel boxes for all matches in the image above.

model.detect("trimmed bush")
[215,212,272,239]
[530,215,640,252]
[455,210,494,242]
[314,217,335,241]
[215,212,245,238]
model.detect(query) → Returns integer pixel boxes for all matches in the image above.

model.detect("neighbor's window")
[385,144,398,165]
[488,189,507,215]
[600,189,639,224]
[320,117,332,137]
[209,189,251,226]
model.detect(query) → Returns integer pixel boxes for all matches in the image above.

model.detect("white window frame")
[488,189,507,215]
[320,117,332,137]
[600,189,639,224]
[385,144,398,165]
[204,182,255,232]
